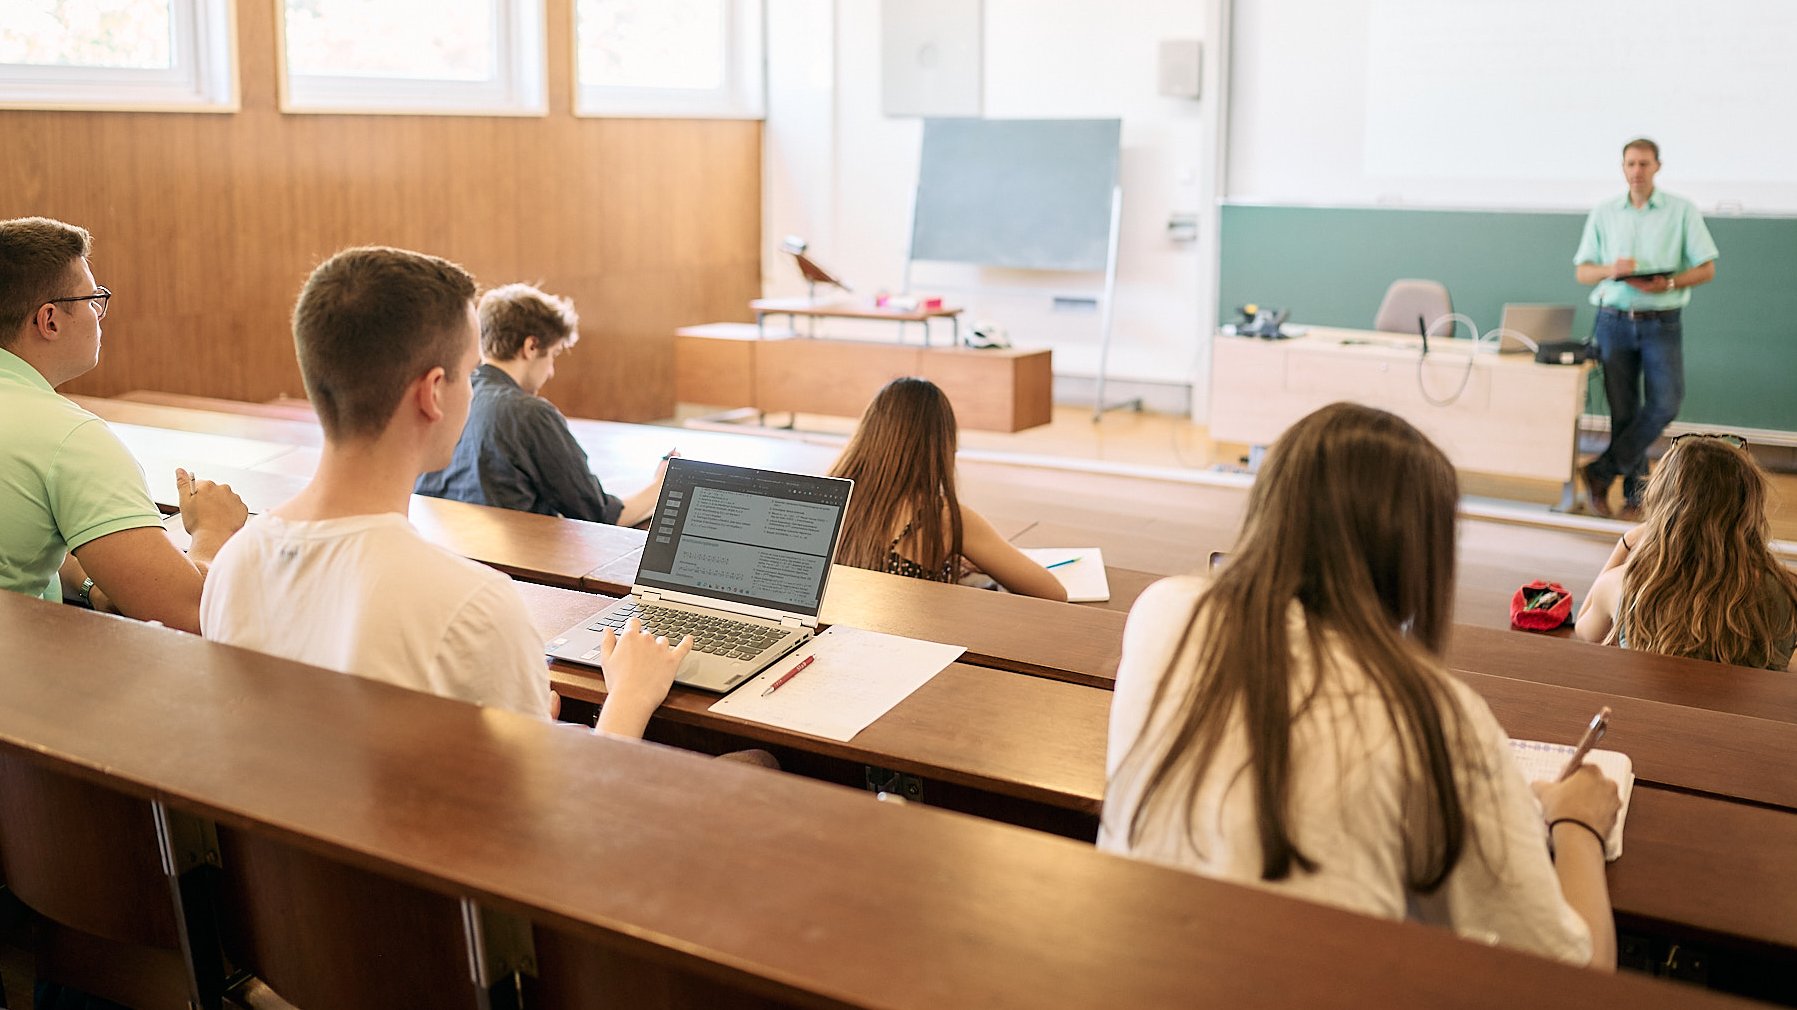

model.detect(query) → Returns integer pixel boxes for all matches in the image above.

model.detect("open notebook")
[1508,740,1634,861]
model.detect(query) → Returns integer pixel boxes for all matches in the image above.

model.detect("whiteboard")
[909,118,1122,271]
[1229,0,1797,212]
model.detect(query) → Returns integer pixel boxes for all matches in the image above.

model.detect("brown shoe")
[1581,462,1614,518]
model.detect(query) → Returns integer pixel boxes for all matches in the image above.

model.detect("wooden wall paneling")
[0,0,761,421]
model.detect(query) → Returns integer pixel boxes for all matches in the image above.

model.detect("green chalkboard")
[1218,204,1797,433]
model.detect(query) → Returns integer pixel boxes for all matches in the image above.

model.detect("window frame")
[572,0,765,120]
[0,0,239,113]
[274,0,547,117]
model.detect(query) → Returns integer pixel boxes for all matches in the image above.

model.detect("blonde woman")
[828,378,1066,601]
[1103,403,1621,967]
[1575,434,1797,670]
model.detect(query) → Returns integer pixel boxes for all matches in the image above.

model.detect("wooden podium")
[675,322,1053,432]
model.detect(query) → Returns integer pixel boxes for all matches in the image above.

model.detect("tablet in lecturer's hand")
[1619,271,1673,282]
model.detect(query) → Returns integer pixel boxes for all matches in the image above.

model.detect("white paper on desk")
[110,422,299,471]
[1020,547,1111,603]
[707,627,964,742]
[1508,740,1635,860]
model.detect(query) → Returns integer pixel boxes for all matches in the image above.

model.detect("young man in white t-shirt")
[201,246,688,734]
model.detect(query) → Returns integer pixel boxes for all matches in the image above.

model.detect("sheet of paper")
[1020,547,1111,603]
[708,627,964,742]
[1508,740,1634,860]
[111,423,302,472]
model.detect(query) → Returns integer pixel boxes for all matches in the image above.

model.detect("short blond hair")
[478,283,580,361]
[0,217,92,347]
[293,246,477,441]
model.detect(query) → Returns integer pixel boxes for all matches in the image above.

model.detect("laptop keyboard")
[589,602,786,660]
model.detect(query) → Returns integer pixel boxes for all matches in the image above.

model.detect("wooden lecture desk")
[519,581,1797,960]
[5,592,1763,1010]
[85,392,1625,629]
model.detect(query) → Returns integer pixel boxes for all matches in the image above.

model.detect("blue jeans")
[1591,308,1684,503]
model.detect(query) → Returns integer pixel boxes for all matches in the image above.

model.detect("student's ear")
[416,366,450,423]
[522,335,542,359]
[33,303,60,341]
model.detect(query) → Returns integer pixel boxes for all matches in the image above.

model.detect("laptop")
[547,458,853,693]
[1496,304,1575,354]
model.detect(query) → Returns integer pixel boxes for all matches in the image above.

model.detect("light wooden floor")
[674,404,1797,543]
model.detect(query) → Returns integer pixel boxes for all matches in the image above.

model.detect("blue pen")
[1046,557,1080,570]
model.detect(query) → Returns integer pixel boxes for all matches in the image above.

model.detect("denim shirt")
[415,364,623,524]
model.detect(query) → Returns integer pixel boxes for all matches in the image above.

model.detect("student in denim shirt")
[416,284,670,525]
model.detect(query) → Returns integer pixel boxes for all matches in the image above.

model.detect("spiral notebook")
[1508,739,1634,861]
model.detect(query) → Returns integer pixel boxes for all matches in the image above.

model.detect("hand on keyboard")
[592,604,783,661]
[593,617,692,739]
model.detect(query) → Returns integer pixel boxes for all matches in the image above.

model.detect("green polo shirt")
[1573,189,1719,310]
[0,347,164,602]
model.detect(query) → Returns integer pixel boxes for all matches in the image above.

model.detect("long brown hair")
[828,378,963,573]
[1114,402,1470,890]
[1615,437,1797,667]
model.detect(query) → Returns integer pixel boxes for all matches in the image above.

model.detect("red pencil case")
[1510,581,1573,632]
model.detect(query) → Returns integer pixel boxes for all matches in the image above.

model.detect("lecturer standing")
[1574,138,1718,518]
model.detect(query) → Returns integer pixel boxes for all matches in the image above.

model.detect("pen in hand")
[1557,705,1612,781]
[761,653,816,697]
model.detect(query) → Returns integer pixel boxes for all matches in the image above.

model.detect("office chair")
[1374,279,1454,337]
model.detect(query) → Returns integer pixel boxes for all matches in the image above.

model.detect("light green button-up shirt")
[1573,189,1719,310]
[0,347,163,601]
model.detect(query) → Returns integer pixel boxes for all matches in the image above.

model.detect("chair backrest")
[213,825,486,1010]
[533,927,793,1010]
[0,754,194,1009]
[1373,279,1454,336]
[212,828,801,1010]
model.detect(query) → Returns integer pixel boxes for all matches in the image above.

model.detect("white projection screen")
[1229,0,1797,212]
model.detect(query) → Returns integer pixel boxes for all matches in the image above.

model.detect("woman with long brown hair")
[1100,402,1620,967]
[828,377,1066,601]
[1575,434,1797,670]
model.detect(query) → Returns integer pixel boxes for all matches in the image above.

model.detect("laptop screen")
[635,459,852,618]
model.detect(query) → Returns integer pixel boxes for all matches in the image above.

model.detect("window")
[277,0,545,115]
[0,0,236,111]
[575,0,763,119]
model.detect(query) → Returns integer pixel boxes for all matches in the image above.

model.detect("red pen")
[761,654,816,697]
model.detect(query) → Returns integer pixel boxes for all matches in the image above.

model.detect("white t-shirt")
[201,512,551,718]
[1099,576,1592,965]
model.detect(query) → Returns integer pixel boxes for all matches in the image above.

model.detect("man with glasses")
[1574,138,1719,519]
[0,216,246,632]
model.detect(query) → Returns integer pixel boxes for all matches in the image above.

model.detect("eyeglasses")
[44,285,111,321]
[1670,431,1747,449]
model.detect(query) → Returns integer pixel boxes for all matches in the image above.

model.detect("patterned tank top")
[885,517,956,584]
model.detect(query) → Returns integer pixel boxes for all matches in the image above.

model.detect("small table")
[751,297,964,346]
